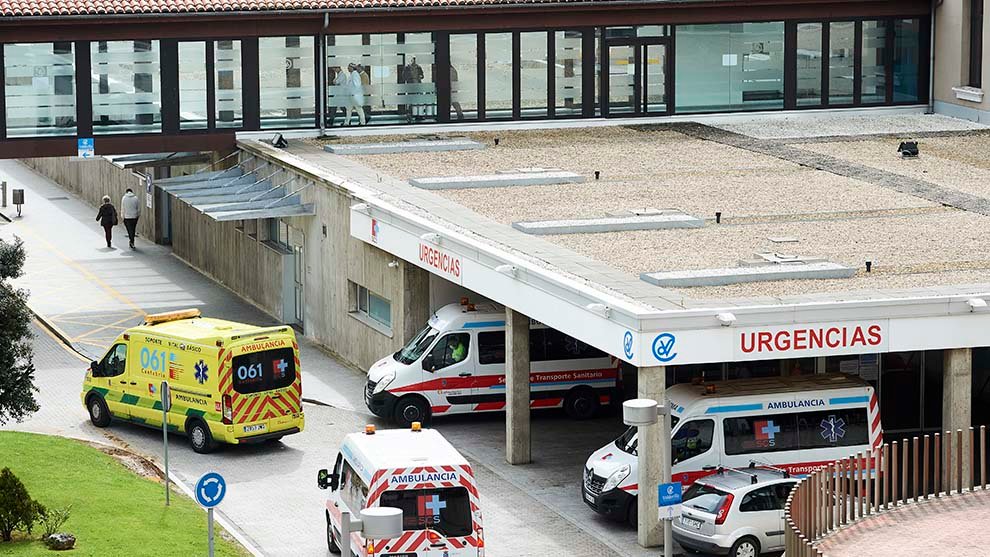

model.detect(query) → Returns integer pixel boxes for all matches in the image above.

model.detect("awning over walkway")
[155,162,315,222]
[105,152,211,169]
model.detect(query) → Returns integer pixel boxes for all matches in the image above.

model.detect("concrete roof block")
[410,171,585,190]
[640,262,856,287]
[512,212,704,235]
[324,138,485,155]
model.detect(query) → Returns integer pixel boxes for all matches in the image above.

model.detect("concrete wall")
[21,156,155,240]
[935,1,990,122]
[239,144,430,372]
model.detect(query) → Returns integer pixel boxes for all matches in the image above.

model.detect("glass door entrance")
[605,42,668,116]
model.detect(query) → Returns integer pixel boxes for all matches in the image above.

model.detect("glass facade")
[675,22,785,113]
[91,40,161,134]
[3,42,76,137]
[259,36,315,129]
[0,17,930,138]
[216,40,243,128]
[485,33,513,119]
[178,42,207,129]
[327,33,437,127]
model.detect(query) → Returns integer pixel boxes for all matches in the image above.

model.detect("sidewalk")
[0,159,366,411]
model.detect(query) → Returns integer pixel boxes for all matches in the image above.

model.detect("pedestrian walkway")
[0,159,366,411]
[815,488,990,556]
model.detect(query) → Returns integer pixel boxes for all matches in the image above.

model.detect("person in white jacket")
[120,188,140,249]
[345,63,367,126]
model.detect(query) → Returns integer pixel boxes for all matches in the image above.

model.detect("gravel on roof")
[795,136,990,200]
[711,112,988,140]
[548,209,990,283]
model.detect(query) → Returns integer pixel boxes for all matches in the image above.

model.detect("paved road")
[0,159,635,557]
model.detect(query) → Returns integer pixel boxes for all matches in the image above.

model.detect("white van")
[365,301,620,426]
[582,374,881,525]
[318,424,485,557]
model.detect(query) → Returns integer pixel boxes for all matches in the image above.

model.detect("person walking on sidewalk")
[95,195,118,249]
[120,188,140,249]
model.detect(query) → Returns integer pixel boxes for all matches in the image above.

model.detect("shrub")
[0,467,43,541]
[39,505,72,538]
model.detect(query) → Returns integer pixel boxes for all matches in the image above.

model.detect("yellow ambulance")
[81,309,305,453]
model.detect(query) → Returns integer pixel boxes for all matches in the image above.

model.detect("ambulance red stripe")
[239,396,262,423]
[474,402,505,411]
[431,405,451,414]
[530,398,562,408]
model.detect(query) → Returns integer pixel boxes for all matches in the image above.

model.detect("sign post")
[658,482,682,520]
[160,381,171,506]
[195,472,226,557]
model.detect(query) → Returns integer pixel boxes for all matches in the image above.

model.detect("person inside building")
[345,63,366,126]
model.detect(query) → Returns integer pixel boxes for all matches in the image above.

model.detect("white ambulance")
[365,301,620,426]
[318,424,485,557]
[582,374,881,525]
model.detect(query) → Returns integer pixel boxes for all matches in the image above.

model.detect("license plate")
[681,516,703,530]
[584,491,594,503]
[244,424,266,433]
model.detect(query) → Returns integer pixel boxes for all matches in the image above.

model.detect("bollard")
[901,438,908,503]
[970,427,975,492]
[981,425,987,490]
[945,430,953,495]
[957,429,964,494]
[935,433,942,497]
[1,181,6,207]
[892,441,899,505]
[923,435,930,499]
[913,437,919,502]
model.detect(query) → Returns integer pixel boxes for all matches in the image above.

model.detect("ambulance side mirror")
[317,469,330,490]
[90,360,103,376]
[421,354,435,372]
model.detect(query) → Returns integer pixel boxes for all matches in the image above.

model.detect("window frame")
[425,332,471,372]
[671,418,715,464]
[348,281,393,336]
[99,343,128,377]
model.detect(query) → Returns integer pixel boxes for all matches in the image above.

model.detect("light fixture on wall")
[495,264,517,277]
[716,312,737,327]
[387,260,400,269]
[586,302,611,318]
[967,298,987,312]
[419,232,441,244]
[352,202,370,214]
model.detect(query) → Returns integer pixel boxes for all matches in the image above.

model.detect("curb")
[30,308,93,361]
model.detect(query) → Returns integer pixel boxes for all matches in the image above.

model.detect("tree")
[0,238,38,425]
[0,467,43,542]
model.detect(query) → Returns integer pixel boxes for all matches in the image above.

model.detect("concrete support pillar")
[401,263,430,343]
[943,348,973,484]
[505,307,531,465]
[637,365,666,548]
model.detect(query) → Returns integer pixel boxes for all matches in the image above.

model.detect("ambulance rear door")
[227,335,301,434]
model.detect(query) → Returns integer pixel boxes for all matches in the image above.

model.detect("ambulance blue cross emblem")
[820,415,846,443]
[195,360,209,384]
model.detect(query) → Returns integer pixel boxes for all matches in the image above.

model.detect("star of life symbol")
[820,415,846,443]
[194,360,209,384]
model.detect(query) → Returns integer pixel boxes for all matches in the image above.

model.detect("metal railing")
[785,426,989,557]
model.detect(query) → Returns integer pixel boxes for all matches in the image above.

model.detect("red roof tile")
[0,0,616,17]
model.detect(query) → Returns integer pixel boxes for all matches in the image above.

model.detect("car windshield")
[394,325,439,365]
[379,487,473,538]
[613,416,681,456]
[683,483,730,514]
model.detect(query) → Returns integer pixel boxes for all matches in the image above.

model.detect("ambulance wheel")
[394,395,430,427]
[188,419,216,454]
[326,512,341,554]
[564,387,599,420]
[87,394,111,428]
[626,498,637,527]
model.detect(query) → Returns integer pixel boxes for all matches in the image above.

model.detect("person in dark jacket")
[96,195,117,249]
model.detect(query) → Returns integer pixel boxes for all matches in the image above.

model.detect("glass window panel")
[216,40,243,128]
[259,36,315,129]
[880,351,922,432]
[178,42,207,130]
[796,23,823,106]
[326,33,437,127]
[449,34,479,121]
[519,32,548,118]
[605,25,666,40]
[893,18,922,102]
[861,21,887,104]
[91,40,161,134]
[607,45,636,115]
[828,22,855,105]
[368,292,391,327]
[645,44,666,113]
[485,33,513,119]
[674,22,784,113]
[554,30,583,116]
[3,42,76,137]
[973,348,990,428]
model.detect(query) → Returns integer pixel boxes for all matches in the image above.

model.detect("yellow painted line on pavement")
[32,317,91,363]
[12,221,147,317]
[71,312,143,342]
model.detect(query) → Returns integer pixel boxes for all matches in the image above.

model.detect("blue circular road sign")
[195,472,226,508]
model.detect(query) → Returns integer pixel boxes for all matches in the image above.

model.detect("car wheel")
[626,498,638,527]
[393,396,430,427]
[87,395,112,428]
[188,420,216,454]
[564,387,599,420]
[729,536,760,557]
[326,514,341,554]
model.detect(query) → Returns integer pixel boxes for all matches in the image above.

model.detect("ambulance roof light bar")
[143,308,202,326]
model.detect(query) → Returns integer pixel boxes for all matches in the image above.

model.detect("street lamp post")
[624,398,673,557]
[339,507,404,557]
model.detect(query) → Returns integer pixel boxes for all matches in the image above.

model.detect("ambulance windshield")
[231,347,296,394]
[380,487,472,538]
[394,325,439,365]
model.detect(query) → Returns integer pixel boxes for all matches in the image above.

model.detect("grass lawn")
[0,431,248,556]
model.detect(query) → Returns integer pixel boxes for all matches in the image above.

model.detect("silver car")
[672,467,797,557]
